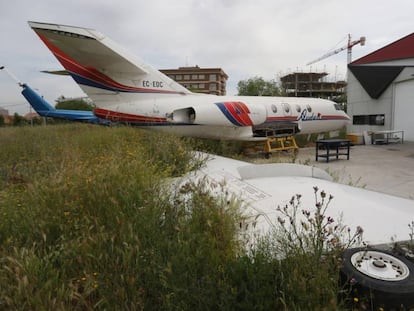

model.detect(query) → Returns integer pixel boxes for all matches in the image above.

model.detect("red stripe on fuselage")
[94,108,167,123]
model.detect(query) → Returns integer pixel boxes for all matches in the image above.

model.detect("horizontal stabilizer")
[41,70,70,76]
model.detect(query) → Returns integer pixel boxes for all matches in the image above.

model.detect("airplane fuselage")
[92,92,349,140]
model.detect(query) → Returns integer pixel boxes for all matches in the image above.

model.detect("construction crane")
[307,34,366,66]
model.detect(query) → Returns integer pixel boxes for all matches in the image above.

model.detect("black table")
[315,139,351,162]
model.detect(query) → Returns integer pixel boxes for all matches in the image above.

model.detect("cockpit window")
[334,103,342,111]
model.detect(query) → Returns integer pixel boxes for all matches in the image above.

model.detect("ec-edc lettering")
[142,80,163,88]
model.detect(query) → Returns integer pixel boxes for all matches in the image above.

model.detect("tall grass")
[0,124,351,310]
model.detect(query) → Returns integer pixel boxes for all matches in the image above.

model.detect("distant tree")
[55,98,95,111]
[237,76,280,96]
[0,115,5,127]
[12,113,27,126]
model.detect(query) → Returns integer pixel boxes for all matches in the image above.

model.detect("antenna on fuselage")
[0,66,24,87]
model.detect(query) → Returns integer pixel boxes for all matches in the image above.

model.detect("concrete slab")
[249,141,414,200]
[293,142,414,200]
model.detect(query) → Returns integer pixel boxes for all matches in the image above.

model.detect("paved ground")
[252,141,414,200]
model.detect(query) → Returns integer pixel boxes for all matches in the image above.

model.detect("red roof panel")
[352,33,414,65]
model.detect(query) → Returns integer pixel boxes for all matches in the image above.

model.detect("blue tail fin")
[20,83,104,123]
[21,83,56,113]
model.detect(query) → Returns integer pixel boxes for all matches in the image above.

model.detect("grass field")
[0,124,354,310]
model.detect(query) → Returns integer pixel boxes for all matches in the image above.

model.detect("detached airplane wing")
[180,153,414,308]
[189,153,414,246]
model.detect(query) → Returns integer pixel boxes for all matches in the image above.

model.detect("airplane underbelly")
[142,124,255,140]
[299,119,347,134]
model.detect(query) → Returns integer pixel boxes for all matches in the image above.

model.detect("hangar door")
[394,79,414,141]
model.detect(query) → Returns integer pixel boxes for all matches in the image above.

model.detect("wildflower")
[277,216,285,225]
[63,211,70,217]
[301,221,308,230]
[313,186,318,193]
[321,190,326,198]
[356,226,364,235]
[353,297,359,303]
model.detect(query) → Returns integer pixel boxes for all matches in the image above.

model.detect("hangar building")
[347,33,414,141]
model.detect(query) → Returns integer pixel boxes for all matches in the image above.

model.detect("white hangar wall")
[347,65,414,142]
[394,71,414,141]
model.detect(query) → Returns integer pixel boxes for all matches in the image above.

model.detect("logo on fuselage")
[215,102,253,127]
[297,109,322,121]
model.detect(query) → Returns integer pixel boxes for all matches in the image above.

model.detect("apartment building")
[160,66,228,95]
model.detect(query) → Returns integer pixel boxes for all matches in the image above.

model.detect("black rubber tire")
[340,247,414,309]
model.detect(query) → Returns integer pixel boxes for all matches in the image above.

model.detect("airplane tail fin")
[28,21,192,107]
[20,84,56,114]
[0,65,55,114]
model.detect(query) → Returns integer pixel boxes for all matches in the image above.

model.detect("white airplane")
[182,153,414,309]
[28,21,350,140]
[27,21,414,307]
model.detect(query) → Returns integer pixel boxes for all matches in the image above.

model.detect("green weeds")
[0,125,355,310]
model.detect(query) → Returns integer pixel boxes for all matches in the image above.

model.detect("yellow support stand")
[264,136,298,154]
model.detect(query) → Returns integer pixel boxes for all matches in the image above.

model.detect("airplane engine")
[168,101,267,127]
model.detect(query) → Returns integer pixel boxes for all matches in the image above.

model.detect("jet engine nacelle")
[169,101,267,127]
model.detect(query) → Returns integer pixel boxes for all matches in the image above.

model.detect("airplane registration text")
[142,80,164,88]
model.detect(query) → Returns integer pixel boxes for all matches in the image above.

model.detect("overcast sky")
[1,0,413,114]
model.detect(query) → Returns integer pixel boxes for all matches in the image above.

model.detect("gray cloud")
[1,0,413,114]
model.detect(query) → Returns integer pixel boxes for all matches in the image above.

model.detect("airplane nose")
[343,111,351,122]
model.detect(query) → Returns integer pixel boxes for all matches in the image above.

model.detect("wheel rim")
[350,250,410,281]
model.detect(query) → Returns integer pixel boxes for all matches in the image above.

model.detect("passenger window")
[306,104,312,112]
[271,104,277,113]
[282,103,290,113]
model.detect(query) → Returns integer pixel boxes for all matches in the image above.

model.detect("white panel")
[394,80,414,141]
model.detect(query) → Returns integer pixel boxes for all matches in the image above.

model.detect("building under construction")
[280,72,346,103]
